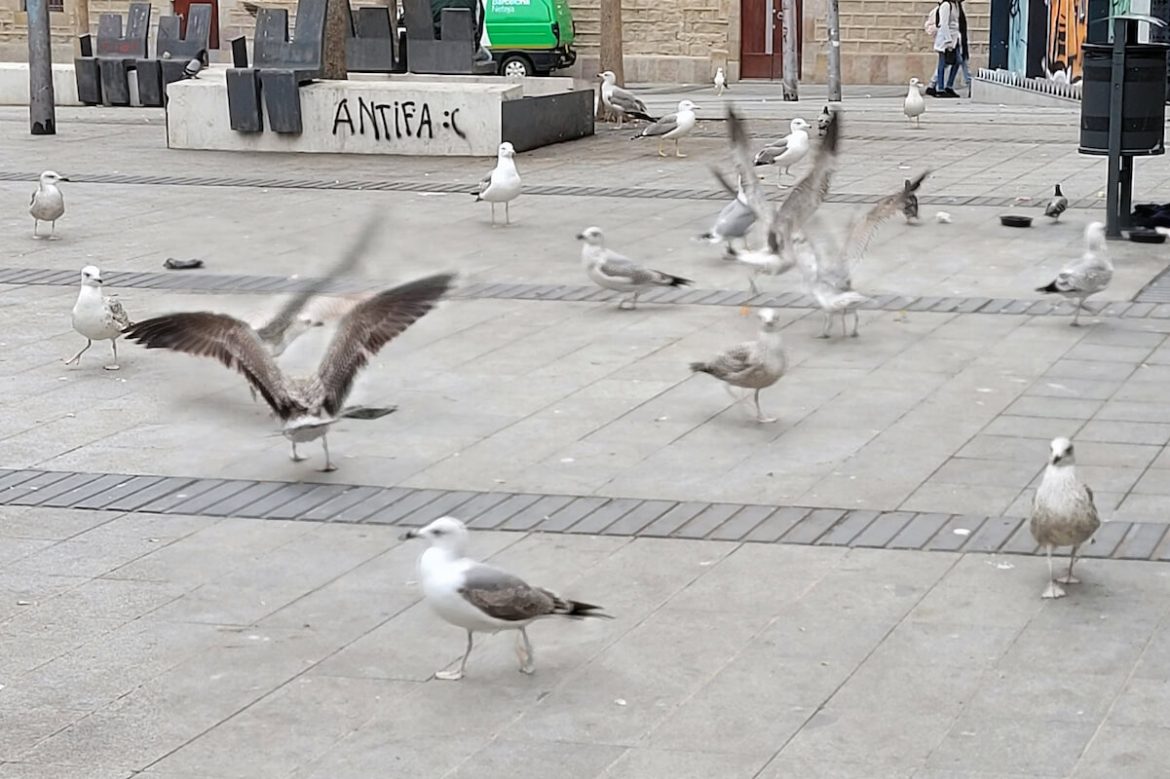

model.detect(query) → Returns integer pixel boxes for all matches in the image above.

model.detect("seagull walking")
[714,67,727,95]
[690,308,788,423]
[1036,222,1111,326]
[30,170,68,238]
[1030,437,1100,599]
[597,70,656,127]
[1044,184,1068,222]
[631,99,699,158]
[753,118,811,185]
[474,142,521,225]
[904,78,926,127]
[577,226,691,309]
[401,517,611,681]
[65,265,133,371]
[123,272,455,471]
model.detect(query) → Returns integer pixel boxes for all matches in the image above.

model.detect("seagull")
[631,100,699,158]
[473,142,521,225]
[577,226,691,309]
[401,516,611,681]
[1045,184,1068,222]
[1035,222,1111,326]
[1030,437,1100,599]
[30,170,68,238]
[64,265,133,371]
[904,78,926,128]
[714,67,727,95]
[122,272,455,471]
[697,185,757,254]
[902,178,922,223]
[597,70,656,128]
[690,308,788,423]
[817,105,832,136]
[753,118,811,184]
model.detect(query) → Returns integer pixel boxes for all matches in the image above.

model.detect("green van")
[484,0,577,77]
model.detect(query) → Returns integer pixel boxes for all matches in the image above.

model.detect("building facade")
[0,0,986,85]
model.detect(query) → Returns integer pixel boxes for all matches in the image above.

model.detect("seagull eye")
[432,529,445,537]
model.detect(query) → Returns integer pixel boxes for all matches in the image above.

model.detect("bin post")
[1105,17,1130,238]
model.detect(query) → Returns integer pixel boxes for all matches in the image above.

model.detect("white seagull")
[474,142,521,225]
[401,516,611,681]
[697,184,757,254]
[597,70,656,127]
[577,226,692,309]
[1036,222,1111,326]
[714,67,727,95]
[30,170,68,238]
[1030,437,1100,599]
[631,99,699,158]
[753,117,811,184]
[1044,184,1068,222]
[123,272,455,471]
[904,78,926,128]
[65,265,133,371]
[690,308,788,423]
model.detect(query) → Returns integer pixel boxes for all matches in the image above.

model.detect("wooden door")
[174,0,219,50]
[740,0,801,79]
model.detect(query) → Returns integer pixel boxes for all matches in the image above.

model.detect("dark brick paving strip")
[0,467,1164,561]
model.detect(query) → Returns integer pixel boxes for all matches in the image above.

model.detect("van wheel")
[500,55,533,78]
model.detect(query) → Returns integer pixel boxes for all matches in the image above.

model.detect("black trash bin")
[1079,41,1168,155]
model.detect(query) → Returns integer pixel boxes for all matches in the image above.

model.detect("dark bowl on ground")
[1129,229,1167,244]
[1000,215,1033,228]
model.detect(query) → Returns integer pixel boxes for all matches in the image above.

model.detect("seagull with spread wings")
[123,272,456,472]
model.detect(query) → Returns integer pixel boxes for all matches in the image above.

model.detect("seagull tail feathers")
[689,360,713,374]
[628,111,658,123]
[1036,280,1060,294]
[665,274,693,287]
[553,597,613,619]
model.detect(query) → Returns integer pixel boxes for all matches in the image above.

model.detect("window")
[21,0,67,12]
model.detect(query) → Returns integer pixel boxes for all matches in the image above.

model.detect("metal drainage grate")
[1135,263,1170,304]
[0,467,1165,560]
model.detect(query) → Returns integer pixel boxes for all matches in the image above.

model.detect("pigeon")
[714,67,727,95]
[597,70,656,127]
[690,308,788,423]
[577,226,691,309]
[1030,437,1100,599]
[904,78,926,128]
[65,265,133,371]
[30,170,68,238]
[631,100,699,158]
[817,105,832,136]
[1035,222,1111,326]
[902,177,922,223]
[753,118,811,184]
[183,57,202,79]
[123,273,455,471]
[1045,184,1068,222]
[474,142,521,225]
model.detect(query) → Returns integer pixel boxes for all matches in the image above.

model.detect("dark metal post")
[1105,16,1127,238]
[26,0,57,135]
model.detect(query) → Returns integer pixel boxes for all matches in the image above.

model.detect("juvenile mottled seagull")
[401,516,610,681]
[123,272,455,472]
[577,226,691,309]
[754,117,811,184]
[1030,437,1100,599]
[904,78,926,128]
[902,177,922,223]
[690,308,787,423]
[817,105,832,136]
[65,265,133,371]
[30,170,68,238]
[597,70,656,127]
[1045,184,1068,221]
[714,67,727,95]
[1036,221,1111,326]
[631,99,699,158]
[474,142,521,226]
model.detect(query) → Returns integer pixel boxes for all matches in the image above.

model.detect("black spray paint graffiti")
[331,97,467,141]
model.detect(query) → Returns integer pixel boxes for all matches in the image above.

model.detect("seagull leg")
[320,435,337,472]
[1071,298,1084,327]
[104,339,121,371]
[850,310,861,337]
[51,220,57,238]
[748,274,760,295]
[817,312,832,339]
[1057,545,1082,584]
[1041,545,1066,599]
[290,441,306,463]
[656,140,667,157]
[64,339,92,365]
[675,139,686,158]
[753,389,777,424]
[505,201,511,225]
[516,627,536,674]
[32,219,39,237]
[436,630,473,681]
[629,291,639,309]
[489,203,496,225]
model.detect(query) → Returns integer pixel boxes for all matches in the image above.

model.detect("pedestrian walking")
[925,0,962,98]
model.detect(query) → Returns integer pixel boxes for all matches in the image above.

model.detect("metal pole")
[1105,16,1126,238]
[27,0,56,135]
[599,0,624,119]
[825,0,841,101]
[781,0,798,100]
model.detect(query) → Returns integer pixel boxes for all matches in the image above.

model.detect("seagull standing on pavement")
[1030,437,1100,599]
[714,67,727,95]
[30,170,68,238]
[904,78,926,127]
[1036,222,1111,326]
[65,265,133,371]
[697,184,757,254]
[474,142,521,226]
[577,226,692,309]
[597,70,656,127]
[631,100,699,158]
[1045,184,1068,222]
[753,118,811,185]
[690,308,788,423]
[401,517,611,681]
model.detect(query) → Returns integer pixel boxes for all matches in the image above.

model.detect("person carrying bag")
[929,0,962,97]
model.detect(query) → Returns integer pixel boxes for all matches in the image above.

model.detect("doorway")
[173,0,219,50]
[740,0,802,79]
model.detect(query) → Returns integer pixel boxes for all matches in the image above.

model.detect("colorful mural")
[1045,0,1088,82]
[1007,0,1028,73]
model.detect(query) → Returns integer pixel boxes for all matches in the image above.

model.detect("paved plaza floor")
[2,85,1170,777]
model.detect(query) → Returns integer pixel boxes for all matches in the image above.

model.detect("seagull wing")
[598,253,689,286]
[753,136,790,166]
[459,563,558,621]
[316,272,456,415]
[123,312,299,418]
[840,171,929,268]
[300,292,373,325]
[714,107,775,240]
[105,295,133,330]
[698,342,757,381]
[610,86,650,115]
[776,110,841,238]
[635,113,680,138]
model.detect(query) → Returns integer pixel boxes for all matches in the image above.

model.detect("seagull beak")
[59,176,71,181]
[399,529,418,541]
[575,233,585,240]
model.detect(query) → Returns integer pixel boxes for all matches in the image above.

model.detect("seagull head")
[597,70,616,84]
[80,265,103,287]
[399,516,469,551]
[576,226,605,246]
[678,99,699,113]
[757,307,780,330]
[1048,437,1075,467]
[40,170,68,185]
[791,117,810,132]
[498,142,516,159]
[909,77,921,87]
